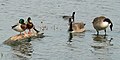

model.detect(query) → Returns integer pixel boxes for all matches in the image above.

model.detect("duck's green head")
[19,19,24,24]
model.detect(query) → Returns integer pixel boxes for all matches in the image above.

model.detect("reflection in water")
[0,53,3,59]
[72,32,85,38]
[67,32,85,43]
[91,35,113,59]
[68,33,73,42]
[91,35,113,49]
[12,38,33,59]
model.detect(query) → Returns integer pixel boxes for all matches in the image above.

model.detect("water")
[0,0,120,60]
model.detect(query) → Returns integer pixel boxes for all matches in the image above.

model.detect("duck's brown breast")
[27,23,33,29]
[21,24,27,30]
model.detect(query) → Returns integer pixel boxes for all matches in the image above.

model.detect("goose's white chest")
[100,22,109,28]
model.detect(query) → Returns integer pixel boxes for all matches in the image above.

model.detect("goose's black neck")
[68,18,73,31]
[72,12,75,22]
[104,18,113,31]
[104,18,111,24]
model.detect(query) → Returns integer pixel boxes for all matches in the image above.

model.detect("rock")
[4,32,44,46]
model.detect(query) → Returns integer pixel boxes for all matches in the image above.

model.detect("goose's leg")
[97,30,99,36]
[104,29,107,36]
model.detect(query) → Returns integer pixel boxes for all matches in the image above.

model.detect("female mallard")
[92,16,113,35]
[12,19,27,35]
[63,12,75,22]
[68,18,85,33]
[26,17,39,34]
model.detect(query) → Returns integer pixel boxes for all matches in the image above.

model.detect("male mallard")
[92,16,113,35]
[68,18,85,33]
[63,12,75,22]
[26,17,39,34]
[12,19,27,35]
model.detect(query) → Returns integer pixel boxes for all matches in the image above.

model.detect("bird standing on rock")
[12,19,27,35]
[26,17,39,34]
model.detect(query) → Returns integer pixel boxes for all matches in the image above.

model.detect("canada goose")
[92,16,113,35]
[12,19,27,35]
[63,12,75,22]
[68,18,85,33]
[26,17,39,34]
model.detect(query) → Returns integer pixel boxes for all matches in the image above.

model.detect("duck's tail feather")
[33,27,40,33]
[12,25,17,29]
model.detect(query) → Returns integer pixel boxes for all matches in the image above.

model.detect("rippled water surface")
[0,0,120,60]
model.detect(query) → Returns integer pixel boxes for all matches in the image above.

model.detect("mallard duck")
[92,16,113,35]
[68,18,85,33]
[12,19,27,35]
[63,12,75,22]
[26,17,39,34]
